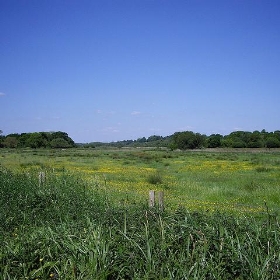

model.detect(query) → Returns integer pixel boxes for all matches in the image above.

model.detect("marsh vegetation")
[1,148,280,279]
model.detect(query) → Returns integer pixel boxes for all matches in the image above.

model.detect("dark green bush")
[147,171,163,184]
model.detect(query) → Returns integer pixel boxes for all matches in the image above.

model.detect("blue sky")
[1,0,279,143]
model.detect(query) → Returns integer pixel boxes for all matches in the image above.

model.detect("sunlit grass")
[1,149,280,279]
[1,148,280,215]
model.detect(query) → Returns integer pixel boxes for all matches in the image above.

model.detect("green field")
[1,148,280,213]
[1,148,280,279]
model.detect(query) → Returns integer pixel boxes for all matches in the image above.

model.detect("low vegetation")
[1,148,280,213]
[1,148,280,279]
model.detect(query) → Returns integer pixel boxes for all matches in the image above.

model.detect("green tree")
[147,135,162,142]
[18,133,30,148]
[0,130,4,147]
[171,131,205,150]
[50,138,71,148]
[273,131,280,141]
[247,131,264,148]
[207,134,223,148]
[26,133,47,148]
[136,137,147,143]
[224,131,249,148]
[266,137,280,149]
[50,131,75,147]
[3,136,18,148]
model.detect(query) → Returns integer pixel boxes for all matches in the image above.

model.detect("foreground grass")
[1,168,280,279]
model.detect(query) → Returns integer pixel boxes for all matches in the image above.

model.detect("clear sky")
[1,0,279,143]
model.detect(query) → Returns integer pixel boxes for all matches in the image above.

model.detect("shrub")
[255,166,271,172]
[147,171,163,184]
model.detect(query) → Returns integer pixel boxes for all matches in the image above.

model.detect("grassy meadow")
[1,147,280,213]
[1,148,280,279]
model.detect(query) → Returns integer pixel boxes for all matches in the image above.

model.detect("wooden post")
[149,190,155,208]
[39,171,46,186]
[158,191,164,211]
[149,190,164,210]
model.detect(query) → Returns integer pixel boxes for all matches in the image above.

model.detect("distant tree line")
[0,131,75,148]
[1,129,280,149]
[84,129,280,150]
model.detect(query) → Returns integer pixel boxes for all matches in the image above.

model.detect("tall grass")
[1,167,280,279]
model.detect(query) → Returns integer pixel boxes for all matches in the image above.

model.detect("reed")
[1,168,280,279]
